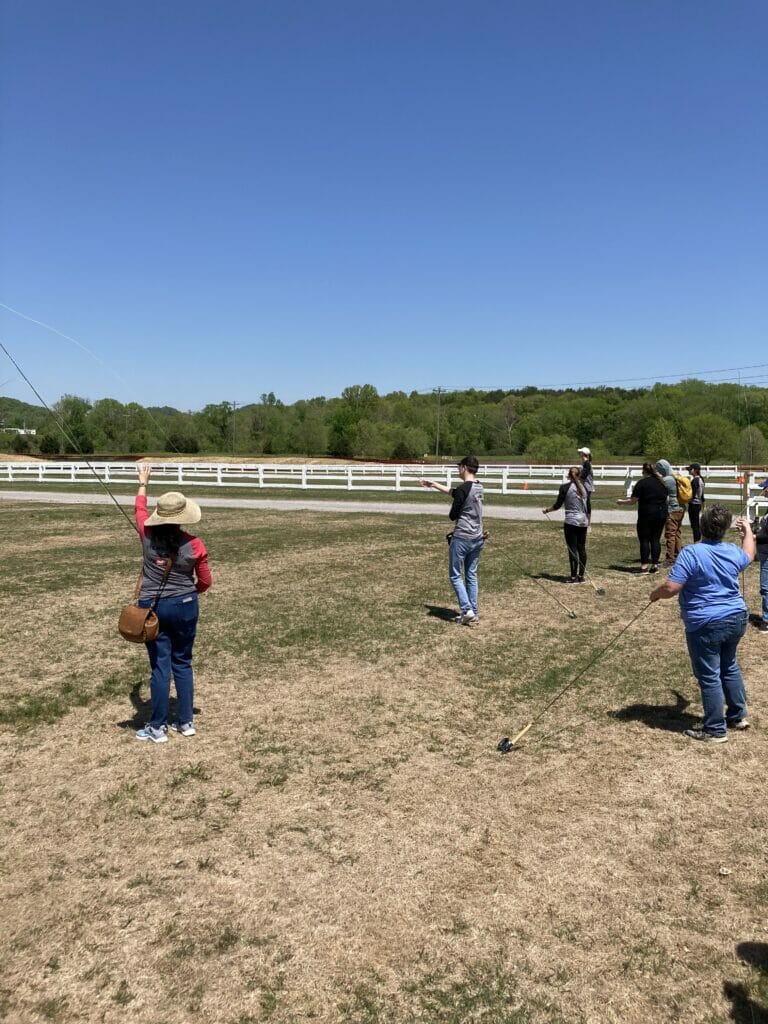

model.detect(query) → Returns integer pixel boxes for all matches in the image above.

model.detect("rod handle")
[510,722,533,746]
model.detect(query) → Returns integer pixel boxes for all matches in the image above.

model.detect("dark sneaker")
[759,623,768,634]
[683,728,727,744]
[648,564,659,574]
[726,718,750,731]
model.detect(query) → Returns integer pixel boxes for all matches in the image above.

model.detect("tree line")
[3,380,768,464]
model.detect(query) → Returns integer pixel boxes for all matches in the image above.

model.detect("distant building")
[2,427,36,436]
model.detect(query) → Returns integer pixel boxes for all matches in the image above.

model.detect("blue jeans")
[139,593,198,728]
[685,610,748,736]
[760,557,768,623]
[449,536,484,615]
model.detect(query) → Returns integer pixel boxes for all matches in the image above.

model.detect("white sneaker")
[454,610,477,626]
[170,721,196,737]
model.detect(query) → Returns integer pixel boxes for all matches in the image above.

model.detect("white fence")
[2,460,765,504]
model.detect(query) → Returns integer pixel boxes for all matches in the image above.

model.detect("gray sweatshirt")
[655,459,681,513]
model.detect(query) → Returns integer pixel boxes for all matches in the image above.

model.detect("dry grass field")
[1,502,767,1023]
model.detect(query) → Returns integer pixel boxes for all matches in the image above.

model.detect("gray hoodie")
[655,459,681,513]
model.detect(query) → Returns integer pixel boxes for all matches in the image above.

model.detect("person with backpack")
[542,466,589,583]
[134,464,212,742]
[686,463,705,542]
[656,458,687,565]
[650,504,753,742]
[420,455,484,625]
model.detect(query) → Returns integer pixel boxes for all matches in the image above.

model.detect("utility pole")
[433,387,444,460]
[123,413,131,454]
[232,401,238,456]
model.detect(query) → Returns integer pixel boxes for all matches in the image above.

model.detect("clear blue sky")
[1,0,766,410]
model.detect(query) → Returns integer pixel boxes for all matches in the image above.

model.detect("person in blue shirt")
[649,504,754,742]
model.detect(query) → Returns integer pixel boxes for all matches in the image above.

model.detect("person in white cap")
[133,464,212,743]
[577,446,594,522]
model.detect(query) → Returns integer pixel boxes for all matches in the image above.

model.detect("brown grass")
[0,507,767,1023]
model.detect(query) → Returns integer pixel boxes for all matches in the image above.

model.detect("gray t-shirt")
[450,480,484,540]
[552,482,589,527]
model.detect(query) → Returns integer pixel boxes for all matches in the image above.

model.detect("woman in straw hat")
[133,464,212,743]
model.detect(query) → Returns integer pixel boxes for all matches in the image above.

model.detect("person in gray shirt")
[656,458,685,564]
[543,466,589,582]
[421,455,484,625]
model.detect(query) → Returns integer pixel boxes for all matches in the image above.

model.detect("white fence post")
[395,466,401,492]
[347,466,353,490]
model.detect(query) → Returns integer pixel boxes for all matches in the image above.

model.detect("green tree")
[523,433,578,462]
[10,433,30,454]
[682,414,738,463]
[740,426,768,466]
[54,395,93,454]
[643,418,680,462]
[38,432,60,456]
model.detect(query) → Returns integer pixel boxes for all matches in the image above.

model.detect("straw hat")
[144,491,202,527]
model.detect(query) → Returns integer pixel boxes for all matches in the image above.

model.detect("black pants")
[688,503,702,543]
[637,514,666,566]
[563,523,587,578]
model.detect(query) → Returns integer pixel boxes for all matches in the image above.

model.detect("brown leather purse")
[118,559,173,643]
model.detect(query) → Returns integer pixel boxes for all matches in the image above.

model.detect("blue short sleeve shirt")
[668,541,749,631]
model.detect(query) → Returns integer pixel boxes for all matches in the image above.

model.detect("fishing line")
[0,301,184,455]
[496,535,579,620]
[544,510,606,596]
[497,599,654,752]
[0,338,139,535]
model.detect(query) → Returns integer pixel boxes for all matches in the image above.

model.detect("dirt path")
[0,489,638,523]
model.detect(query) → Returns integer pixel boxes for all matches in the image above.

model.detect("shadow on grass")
[424,604,457,621]
[116,682,201,730]
[607,563,648,575]
[529,572,572,584]
[609,690,699,733]
[724,941,768,1023]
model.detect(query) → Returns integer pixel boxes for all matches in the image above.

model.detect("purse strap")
[133,558,174,608]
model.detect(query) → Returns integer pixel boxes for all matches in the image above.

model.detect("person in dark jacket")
[543,466,589,582]
[617,462,668,573]
[134,465,212,743]
[577,446,594,522]
[687,463,705,542]
[753,512,768,634]
[421,456,484,625]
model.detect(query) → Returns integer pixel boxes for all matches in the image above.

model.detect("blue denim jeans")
[760,557,768,623]
[449,535,484,615]
[685,610,748,736]
[139,593,199,728]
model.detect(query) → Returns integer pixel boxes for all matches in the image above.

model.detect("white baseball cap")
[577,446,591,456]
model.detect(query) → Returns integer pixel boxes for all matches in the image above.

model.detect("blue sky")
[1,0,766,409]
